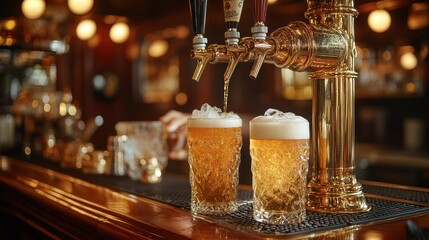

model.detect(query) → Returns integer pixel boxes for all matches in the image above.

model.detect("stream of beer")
[223,78,229,113]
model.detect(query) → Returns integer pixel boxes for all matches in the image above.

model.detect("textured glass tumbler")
[187,117,242,215]
[250,113,309,224]
[115,121,168,183]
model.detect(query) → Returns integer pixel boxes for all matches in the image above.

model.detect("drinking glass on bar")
[115,121,168,183]
[187,104,242,215]
[250,109,309,224]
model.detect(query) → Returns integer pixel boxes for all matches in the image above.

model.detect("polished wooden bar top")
[1,154,429,239]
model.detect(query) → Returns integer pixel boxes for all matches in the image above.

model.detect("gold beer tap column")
[189,0,370,213]
[304,0,370,213]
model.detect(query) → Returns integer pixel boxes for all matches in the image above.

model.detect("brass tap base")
[307,182,371,213]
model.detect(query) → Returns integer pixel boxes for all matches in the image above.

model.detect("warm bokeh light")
[21,0,46,19]
[400,52,418,70]
[104,15,117,25]
[408,2,429,30]
[109,22,130,44]
[175,25,190,39]
[4,19,16,31]
[68,0,94,15]
[126,42,140,60]
[363,231,383,240]
[59,103,67,116]
[148,40,169,57]
[175,92,188,106]
[68,105,77,116]
[87,34,100,48]
[76,19,97,40]
[405,82,417,93]
[2,36,15,46]
[280,68,311,100]
[368,9,391,33]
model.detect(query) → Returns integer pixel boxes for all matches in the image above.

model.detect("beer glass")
[250,111,309,224]
[115,121,168,183]
[187,115,242,215]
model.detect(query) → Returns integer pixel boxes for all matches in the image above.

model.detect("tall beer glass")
[250,110,309,224]
[187,107,242,215]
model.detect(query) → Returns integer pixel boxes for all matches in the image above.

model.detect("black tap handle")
[189,0,208,35]
[224,0,244,29]
[254,0,268,22]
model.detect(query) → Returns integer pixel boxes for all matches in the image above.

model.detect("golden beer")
[250,113,309,224]
[187,117,242,215]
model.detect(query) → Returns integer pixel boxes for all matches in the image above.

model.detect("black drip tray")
[10,155,429,237]
[363,184,429,203]
[208,198,428,237]
[72,173,429,237]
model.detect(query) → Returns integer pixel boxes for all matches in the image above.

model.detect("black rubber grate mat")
[6,154,429,237]
[363,184,429,203]
[77,174,429,236]
[208,198,429,237]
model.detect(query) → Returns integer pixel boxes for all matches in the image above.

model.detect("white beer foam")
[189,103,241,128]
[188,118,242,128]
[250,109,309,140]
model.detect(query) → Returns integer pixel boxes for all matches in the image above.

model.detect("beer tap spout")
[248,38,273,79]
[222,0,245,82]
[189,0,209,81]
[249,0,273,79]
[190,47,212,82]
[223,44,247,82]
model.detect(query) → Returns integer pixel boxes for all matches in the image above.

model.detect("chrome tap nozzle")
[190,48,212,82]
[248,38,273,79]
[223,43,248,82]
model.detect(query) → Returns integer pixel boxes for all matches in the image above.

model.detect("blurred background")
[0,0,428,186]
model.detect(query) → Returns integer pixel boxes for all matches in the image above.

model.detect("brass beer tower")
[189,0,370,213]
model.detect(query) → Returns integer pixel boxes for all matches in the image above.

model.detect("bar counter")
[1,154,429,239]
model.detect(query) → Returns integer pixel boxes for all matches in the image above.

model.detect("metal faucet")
[189,0,370,213]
